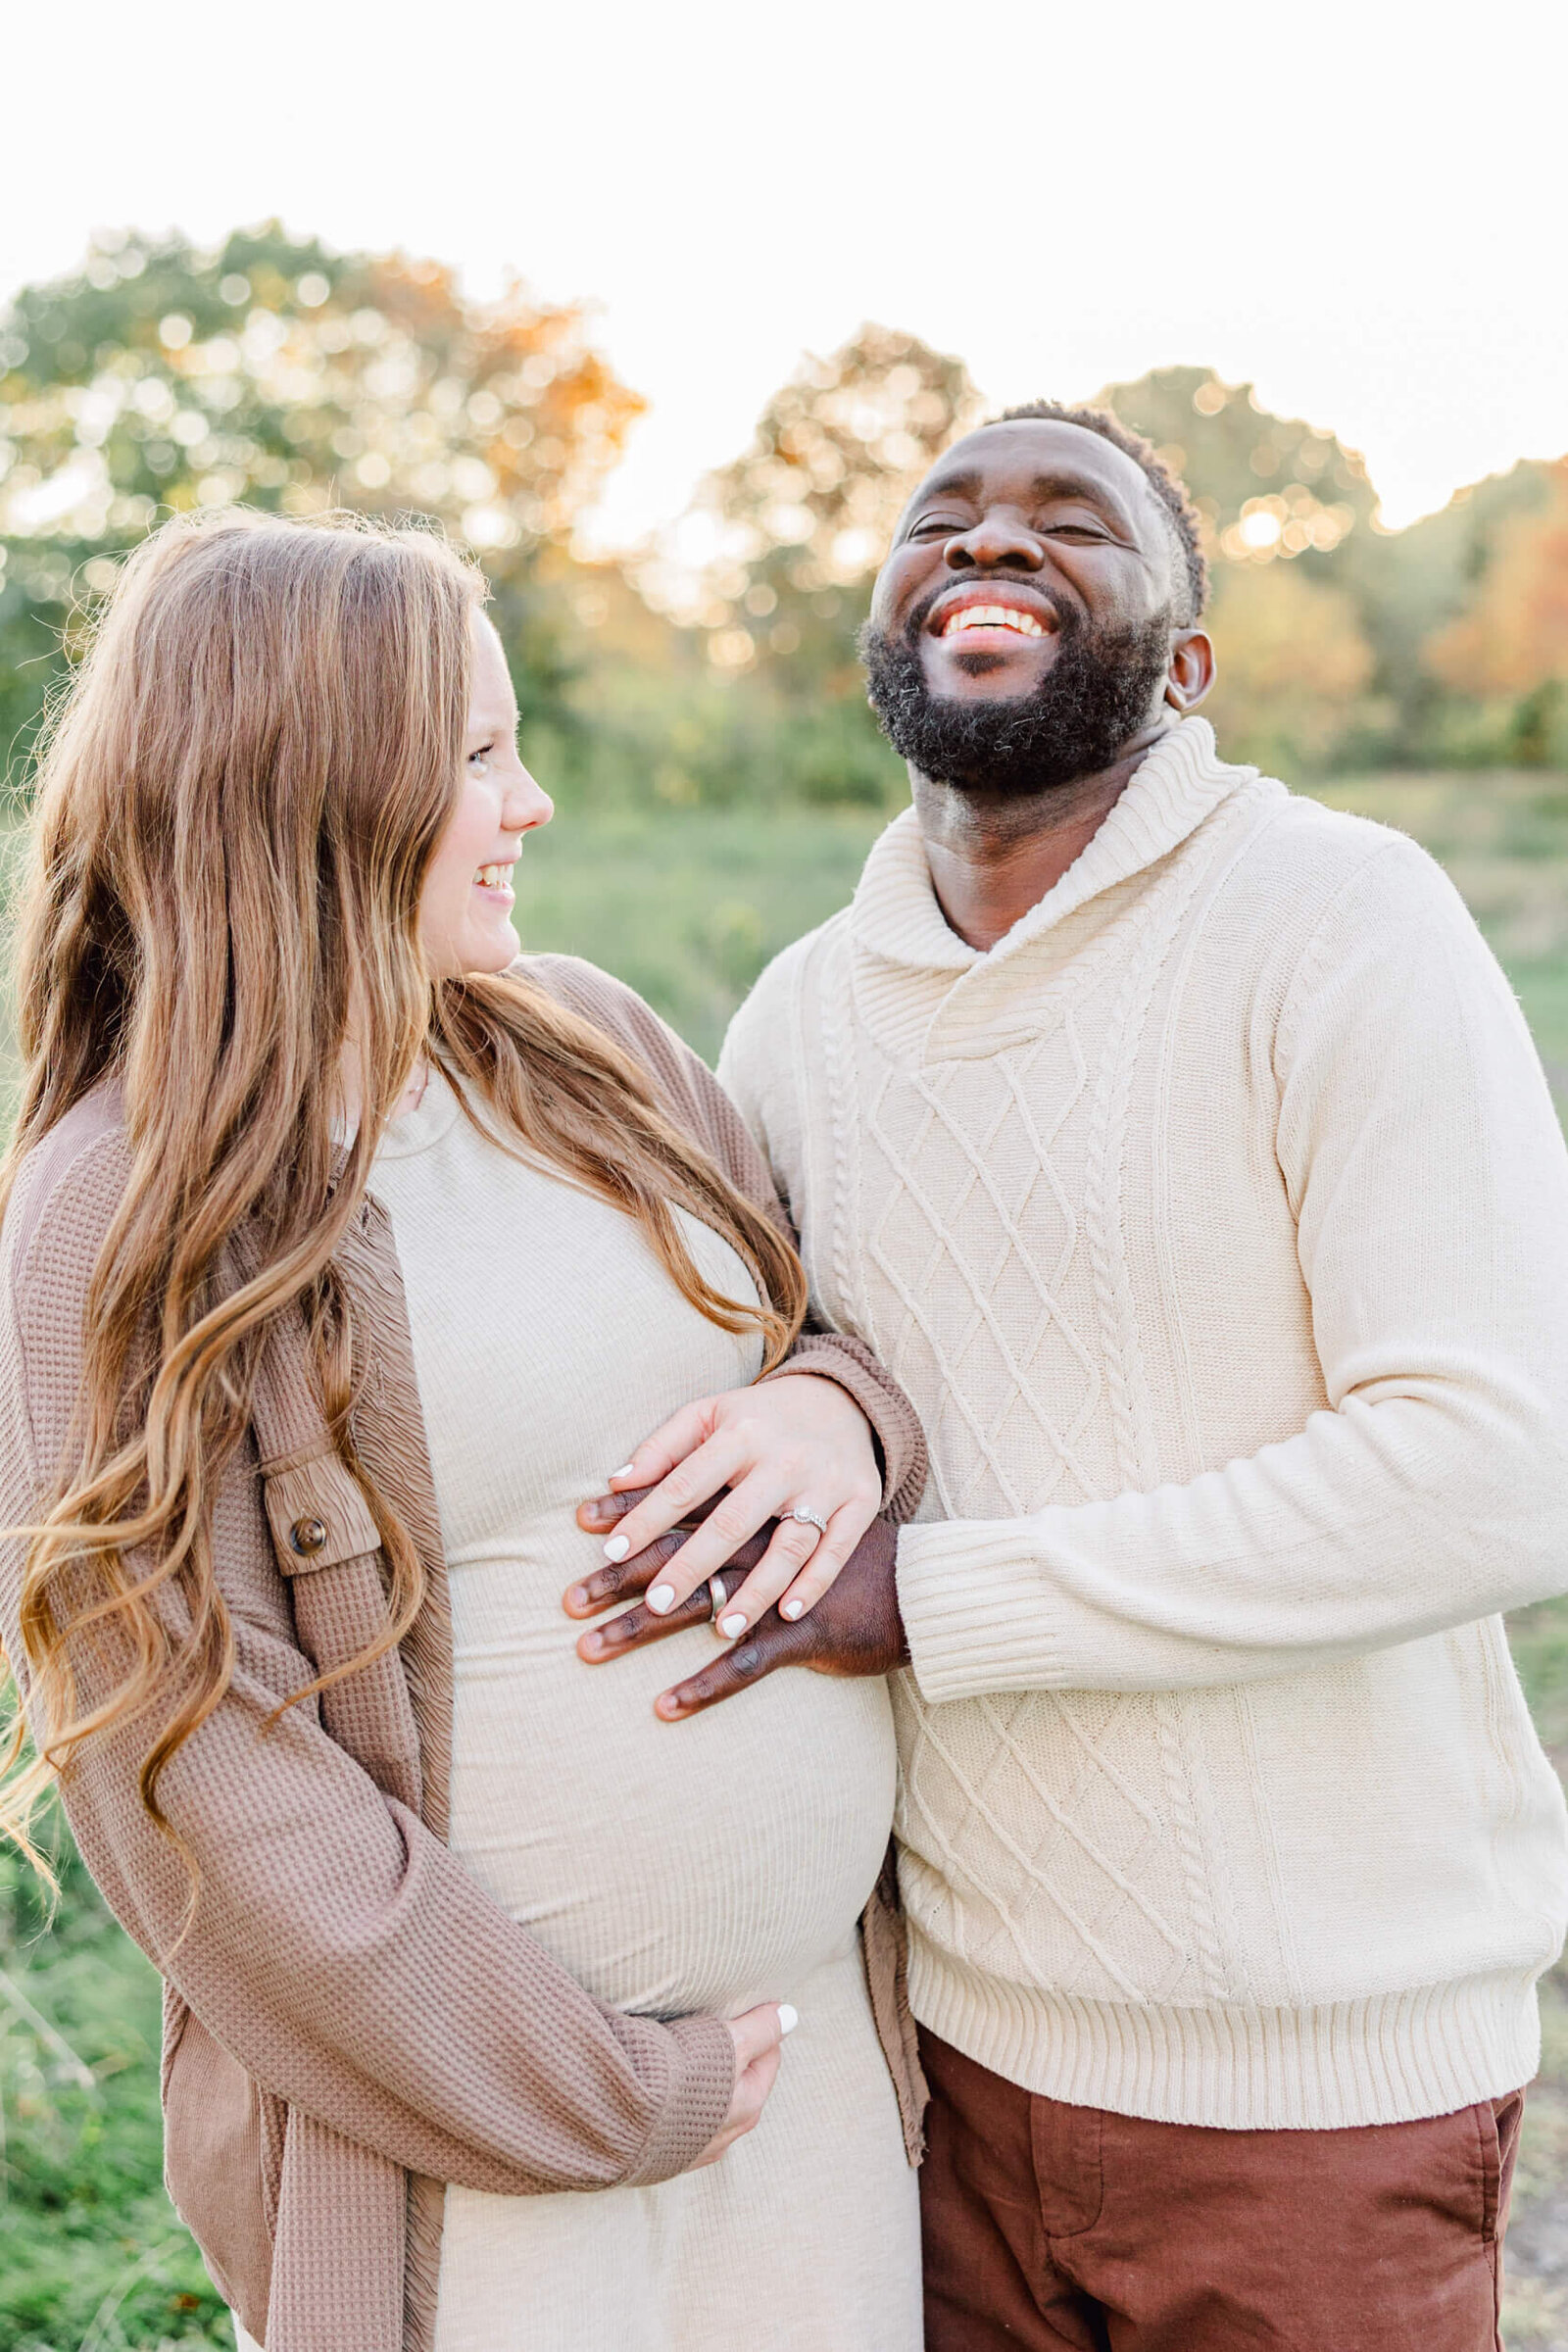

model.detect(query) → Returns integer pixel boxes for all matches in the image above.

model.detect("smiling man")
[581,405,1568,2347]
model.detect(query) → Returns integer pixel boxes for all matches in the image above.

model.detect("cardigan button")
[289,1515,329,1557]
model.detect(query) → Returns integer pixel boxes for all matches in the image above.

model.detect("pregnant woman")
[0,511,924,2350]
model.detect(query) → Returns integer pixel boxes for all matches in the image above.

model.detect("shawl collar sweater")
[719,716,1568,2131]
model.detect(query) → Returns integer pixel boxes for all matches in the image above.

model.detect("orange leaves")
[1427,465,1568,699]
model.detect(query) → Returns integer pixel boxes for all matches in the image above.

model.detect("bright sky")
[5,0,1564,548]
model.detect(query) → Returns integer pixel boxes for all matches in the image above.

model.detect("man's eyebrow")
[904,466,1138,530]
[906,467,982,508]
[1024,469,1135,523]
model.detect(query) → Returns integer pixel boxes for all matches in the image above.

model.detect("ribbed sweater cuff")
[620,2013,736,2187]
[898,1521,1064,1703]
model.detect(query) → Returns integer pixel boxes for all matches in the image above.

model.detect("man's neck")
[911,721,1173,955]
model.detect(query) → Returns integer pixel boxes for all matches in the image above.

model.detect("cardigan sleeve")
[0,1122,735,2197]
[521,954,927,1521]
[892,837,1568,1702]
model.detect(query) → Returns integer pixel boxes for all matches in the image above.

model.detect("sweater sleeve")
[0,1134,735,2198]
[524,954,926,1520]
[897,838,1568,1702]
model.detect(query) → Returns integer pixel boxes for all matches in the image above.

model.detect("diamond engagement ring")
[790,1505,830,1540]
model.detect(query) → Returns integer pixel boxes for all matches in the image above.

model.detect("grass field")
[4,768,1568,2349]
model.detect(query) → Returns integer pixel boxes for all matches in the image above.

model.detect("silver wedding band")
[708,1575,728,1622]
[790,1505,829,1541]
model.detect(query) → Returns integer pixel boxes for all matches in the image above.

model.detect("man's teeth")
[475,863,512,888]
[941,605,1047,639]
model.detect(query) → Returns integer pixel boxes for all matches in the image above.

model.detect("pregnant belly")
[445,1560,898,2017]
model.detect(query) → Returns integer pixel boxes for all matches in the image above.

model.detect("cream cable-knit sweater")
[719,716,1568,2132]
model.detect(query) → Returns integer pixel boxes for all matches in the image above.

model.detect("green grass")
[514,769,1568,1094]
[0,1838,232,2351]
[5,767,1568,2347]
[511,803,888,1066]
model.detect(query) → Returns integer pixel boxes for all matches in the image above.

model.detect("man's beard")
[859,597,1174,795]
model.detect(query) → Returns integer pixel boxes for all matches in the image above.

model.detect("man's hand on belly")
[565,1514,907,1720]
[568,1375,884,1637]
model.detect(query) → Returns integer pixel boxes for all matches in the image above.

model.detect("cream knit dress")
[359,1070,918,2352]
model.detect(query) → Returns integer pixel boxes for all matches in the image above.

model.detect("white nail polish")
[611,1464,635,1481]
[780,1598,805,1621]
[718,1611,747,1639]
[603,1535,631,1563]
[778,2004,799,2036]
[647,1584,676,1614]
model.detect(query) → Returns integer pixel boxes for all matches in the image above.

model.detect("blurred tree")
[1201,559,1377,774]
[647,323,979,700]
[1421,462,1568,763]
[0,223,642,781]
[1093,365,1377,571]
[618,324,975,809]
[1337,457,1564,763]
[1095,367,1433,767]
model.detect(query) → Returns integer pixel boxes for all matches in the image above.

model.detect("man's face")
[861,418,1198,793]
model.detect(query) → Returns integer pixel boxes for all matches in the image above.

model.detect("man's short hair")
[989,401,1208,623]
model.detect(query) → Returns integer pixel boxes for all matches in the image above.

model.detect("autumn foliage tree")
[0,223,641,773]
[653,323,978,695]
[1425,462,1568,762]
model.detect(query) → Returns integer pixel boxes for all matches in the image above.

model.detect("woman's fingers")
[691,2001,795,2171]
[600,1398,718,1502]
[710,1490,880,1641]
[590,1431,758,1580]
[731,1999,797,2068]
[617,1468,789,1618]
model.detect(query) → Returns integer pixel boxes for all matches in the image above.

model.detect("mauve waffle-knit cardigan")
[0,954,927,2352]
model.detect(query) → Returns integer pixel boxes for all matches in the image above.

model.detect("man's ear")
[1164,629,1215,713]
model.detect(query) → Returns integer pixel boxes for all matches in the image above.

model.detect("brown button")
[289,1515,328,1557]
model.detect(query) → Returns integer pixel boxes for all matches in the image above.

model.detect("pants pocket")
[1476,2100,1501,2244]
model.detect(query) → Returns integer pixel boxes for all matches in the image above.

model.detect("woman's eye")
[468,744,494,772]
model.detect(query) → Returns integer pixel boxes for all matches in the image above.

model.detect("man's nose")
[947,509,1045,571]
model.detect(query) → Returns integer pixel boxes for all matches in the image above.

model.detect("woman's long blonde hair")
[0,508,806,1866]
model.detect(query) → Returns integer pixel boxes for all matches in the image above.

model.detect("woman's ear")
[1164,629,1215,712]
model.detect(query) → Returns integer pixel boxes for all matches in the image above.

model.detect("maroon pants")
[919,2028,1523,2352]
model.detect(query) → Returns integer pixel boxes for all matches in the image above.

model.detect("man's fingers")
[654,1612,811,1719]
[575,1578,716,1657]
[568,1531,769,1629]
[563,1528,682,1619]
[575,1482,653,1539]
[577,1486,725,1541]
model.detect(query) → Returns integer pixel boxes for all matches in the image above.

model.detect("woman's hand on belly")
[567,1373,881,1640]
[692,2001,797,2171]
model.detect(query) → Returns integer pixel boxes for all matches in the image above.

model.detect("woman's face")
[418,612,554,980]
